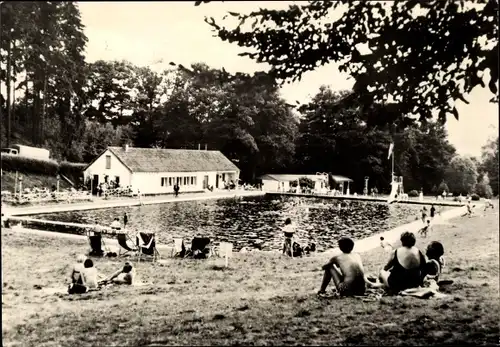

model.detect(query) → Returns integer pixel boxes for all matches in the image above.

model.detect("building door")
[216,174,219,188]
[203,175,209,189]
[92,175,99,195]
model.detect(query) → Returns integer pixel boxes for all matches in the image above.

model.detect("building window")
[105,155,111,169]
[191,177,194,185]
[161,177,165,187]
[183,177,187,185]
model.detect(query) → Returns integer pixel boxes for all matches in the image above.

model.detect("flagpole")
[391,145,395,183]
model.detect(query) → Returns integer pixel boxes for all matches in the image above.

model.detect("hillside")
[1,171,72,193]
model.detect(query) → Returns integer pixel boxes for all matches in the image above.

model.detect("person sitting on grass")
[68,258,105,294]
[378,231,427,295]
[110,218,122,232]
[424,241,446,281]
[282,218,296,257]
[70,254,86,284]
[317,237,382,298]
[101,261,136,286]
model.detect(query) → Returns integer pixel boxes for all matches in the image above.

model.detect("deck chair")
[136,232,160,262]
[189,237,211,259]
[117,233,137,257]
[87,230,107,257]
[171,238,186,258]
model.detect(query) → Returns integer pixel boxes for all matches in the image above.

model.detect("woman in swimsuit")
[379,231,427,294]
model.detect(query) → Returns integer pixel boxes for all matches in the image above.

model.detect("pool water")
[32,195,432,252]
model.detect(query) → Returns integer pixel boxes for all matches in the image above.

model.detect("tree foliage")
[294,86,455,193]
[479,136,499,195]
[204,0,498,122]
[444,155,479,194]
[1,1,87,150]
[474,173,494,198]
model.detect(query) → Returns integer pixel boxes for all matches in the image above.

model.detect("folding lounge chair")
[117,233,137,257]
[190,237,211,259]
[171,238,186,258]
[136,232,160,262]
[87,229,107,257]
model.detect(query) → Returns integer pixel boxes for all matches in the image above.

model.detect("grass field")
[2,203,499,346]
[1,171,72,193]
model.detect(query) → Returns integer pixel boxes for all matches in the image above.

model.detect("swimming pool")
[30,195,431,252]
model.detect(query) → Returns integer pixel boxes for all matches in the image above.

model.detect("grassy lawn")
[1,171,73,193]
[2,203,499,346]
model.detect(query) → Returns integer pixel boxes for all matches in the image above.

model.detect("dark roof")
[107,147,240,173]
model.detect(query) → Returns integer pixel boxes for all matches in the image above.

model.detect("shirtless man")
[317,237,381,297]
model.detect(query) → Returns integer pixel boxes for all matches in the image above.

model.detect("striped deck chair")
[136,232,160,263]
[117,233,137,257]
[171,238,186,258]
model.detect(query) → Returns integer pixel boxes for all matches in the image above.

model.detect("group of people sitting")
[282,217,317,257]
[317,232,446,298]
[68,255,137,294]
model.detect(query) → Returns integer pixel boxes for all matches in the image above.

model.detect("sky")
[78,1,498,157]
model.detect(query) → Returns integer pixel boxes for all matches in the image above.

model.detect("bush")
[438,181,449,194]
[474,175,494,199]
[471,193,480,201]
[408,190,419,197]
[59,161,87,184]
[299,177,315,189]
[1,153,59,176]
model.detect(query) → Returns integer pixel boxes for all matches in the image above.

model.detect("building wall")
[262,180,284,192]
[83,149,132,187]
[131,170,240,195]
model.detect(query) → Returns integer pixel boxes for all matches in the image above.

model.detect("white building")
[258,174,353,194]
[83,145,240,195]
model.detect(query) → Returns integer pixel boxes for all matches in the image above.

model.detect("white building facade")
[83,146,240,195]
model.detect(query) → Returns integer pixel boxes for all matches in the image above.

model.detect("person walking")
[123,212,128,229]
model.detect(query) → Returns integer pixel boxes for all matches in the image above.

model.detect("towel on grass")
[400,287,448,299]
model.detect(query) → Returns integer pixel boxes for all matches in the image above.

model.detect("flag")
[387,143,394,159]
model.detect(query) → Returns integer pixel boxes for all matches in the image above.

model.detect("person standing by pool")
[123,212,128,229]
[430,204,436,220]
[421,206,428,224]
[282,218,296,257]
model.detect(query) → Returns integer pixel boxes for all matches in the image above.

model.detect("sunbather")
[102,261,136,285]
[110,218,122,232]
[70,254,86,284]
[318,237,382,298]
[424,241,445,281]
[378,231,427,294]
[68,258,105,294]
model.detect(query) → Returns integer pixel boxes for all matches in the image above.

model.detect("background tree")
[479,136,499,196]
[474,173,494,198]
[444,155,479,195]
[203,0,498,122]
